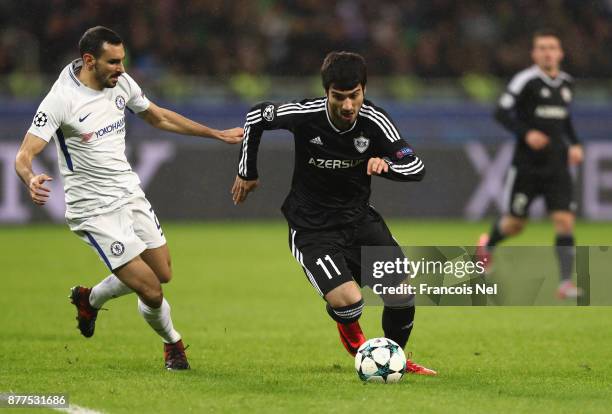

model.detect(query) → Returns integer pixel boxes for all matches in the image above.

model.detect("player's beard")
[330,110,351,130]
[104,74,120,88]
[338,108,357,127]
[95,68,119,89]
[341,110,356,121]
[327,100,359,130]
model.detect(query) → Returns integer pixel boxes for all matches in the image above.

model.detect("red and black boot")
[164,339,190,370]
[70,286,99,338]
[336,321,366,357]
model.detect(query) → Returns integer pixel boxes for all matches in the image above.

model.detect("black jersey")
[237,97,425,230]
[494,65,580,170]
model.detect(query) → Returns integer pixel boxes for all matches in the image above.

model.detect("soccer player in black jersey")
[478,30,583,299]
[231,51,435,375]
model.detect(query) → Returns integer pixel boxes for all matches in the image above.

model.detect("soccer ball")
[355,337,406,383]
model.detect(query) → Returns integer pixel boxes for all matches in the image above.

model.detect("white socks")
[89,274,181,344]
[89,274,133,308]
[137,297,181,344]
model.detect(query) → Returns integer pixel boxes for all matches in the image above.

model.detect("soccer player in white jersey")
[14,26,243,370]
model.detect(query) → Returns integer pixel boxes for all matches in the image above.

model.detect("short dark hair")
[533,28,561,44]
[321,51,367,91]
[79,26,123,58]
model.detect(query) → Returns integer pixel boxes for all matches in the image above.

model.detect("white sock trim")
[89,274,133,308]
[137,297,181,344]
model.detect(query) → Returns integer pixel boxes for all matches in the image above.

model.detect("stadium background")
[1,0,612,223]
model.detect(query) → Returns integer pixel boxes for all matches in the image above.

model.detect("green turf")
[1,220,611,413]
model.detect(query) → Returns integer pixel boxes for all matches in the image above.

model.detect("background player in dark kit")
[478,30,583,299]
[232,51,435,375]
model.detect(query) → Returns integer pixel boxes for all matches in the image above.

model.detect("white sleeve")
[27,89,66,142]
[122,73,150,113]
[498,72,530,110]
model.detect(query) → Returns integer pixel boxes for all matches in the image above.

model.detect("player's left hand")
[28,173,53,205]
[568,144,583,166]
[367,157,389,175]
[231,175,259,204]
[217,127,244,144]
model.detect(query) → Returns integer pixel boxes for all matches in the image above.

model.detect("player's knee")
[502,217,525,235]
[553,215,574,235]
[382,292,415,309]
[326,299,364,324]
[157,266,172,284]
[510,223,524,235]
[139,284,163,308]
[555,223,573,235]
[325,281,362,307]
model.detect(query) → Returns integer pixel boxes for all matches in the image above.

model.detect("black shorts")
[287,206,404,297]
[503,166,576,218]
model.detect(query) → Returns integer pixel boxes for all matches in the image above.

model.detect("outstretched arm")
[15,133,53,205]
[139,101,244,144]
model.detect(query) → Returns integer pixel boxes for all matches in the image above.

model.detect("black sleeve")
[363,104,425,182]
[237,101,299,180]
[494,82,531,139]
[379,141,425,182]
[564,82,580,145]
[565,116,580,145]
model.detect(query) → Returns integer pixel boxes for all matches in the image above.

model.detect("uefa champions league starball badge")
[33,111,48,127]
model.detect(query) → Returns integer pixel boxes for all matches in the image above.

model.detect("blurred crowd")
[1,0,611,80]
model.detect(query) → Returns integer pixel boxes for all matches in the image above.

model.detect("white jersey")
[28,59,150,220]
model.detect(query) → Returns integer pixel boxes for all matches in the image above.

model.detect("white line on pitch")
[54,404,105,414]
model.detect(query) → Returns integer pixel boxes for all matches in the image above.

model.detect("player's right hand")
[28,173,53,205]
[231,175,258,205]
[525,130,549,150]
[217,127,244,144]
[367,157,389,175]
[568,144,584,165]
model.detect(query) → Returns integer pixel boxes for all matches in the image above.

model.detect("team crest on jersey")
[353,136,370,153]
[33,111,48,127]
[115,95,126,110]
[540,87,551,98]
[263,105,275,121]
[110,241,125,256]
[561,87,572,103]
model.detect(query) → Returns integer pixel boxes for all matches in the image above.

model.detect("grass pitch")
[1,220,611,413]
